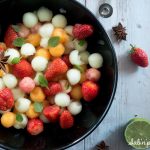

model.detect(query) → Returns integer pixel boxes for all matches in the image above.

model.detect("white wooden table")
[67,0,150,149]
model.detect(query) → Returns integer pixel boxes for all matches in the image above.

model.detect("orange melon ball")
[1,112,16,128]
[0,42,6,51]
[49,43,65,57]
[52,28,69,43]
[0,64,9,77]
[70,85,83,100]
[35,48,51,60]
[26,104,40,119]
[27,33,41,47]
[30,87,45,102]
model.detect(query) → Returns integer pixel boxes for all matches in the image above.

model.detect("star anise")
[0,51,9,72]
[112,22,127,41]
[97,141,109,150]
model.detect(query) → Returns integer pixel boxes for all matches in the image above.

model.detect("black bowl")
[0,0,118,149]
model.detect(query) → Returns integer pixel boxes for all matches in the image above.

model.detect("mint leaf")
[48,36,60,47]
[12,25,20,33]
[11,57,21,64]
[74,65,84,73]
[78,40,85,46]
[16,114,23,122]
[38,75,48,88]
[13,37,25,47]
[34,102,43,113]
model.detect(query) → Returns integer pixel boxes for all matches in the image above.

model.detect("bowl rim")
[0,0,118,150]
[59,0,118,150]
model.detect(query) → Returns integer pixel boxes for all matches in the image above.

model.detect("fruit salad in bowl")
[0,6,103,136]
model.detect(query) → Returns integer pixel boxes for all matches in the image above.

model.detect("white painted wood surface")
[67,0,150,149]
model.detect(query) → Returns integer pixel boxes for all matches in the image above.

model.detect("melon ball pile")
[0,7,103,135]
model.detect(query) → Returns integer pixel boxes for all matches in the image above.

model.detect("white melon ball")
[88,53,103,68]
[39,113,50,123]
[80,51,90,64]
[12,88,25,101]
[40,37,49,48]
[3,74,18,88]
[68,101,82,115]
[23,12,38,28]
[34,72,43,85]
[69,50,84,65]
[73,39,88,51]
[67,69,81,85]
[52,14,67,28]
[20,43,36,57]
[59,80,72,93]
[37,7,53,22]
[0,78,5,90]
[31,56,48,72]
[65,25,73,36]
[13,114,28,129]
[54,92,71,107]
[39,23,54,38]
[5,48,20,64]
[15,98,31,113]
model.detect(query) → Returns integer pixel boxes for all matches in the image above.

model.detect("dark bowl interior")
[0,0,118,149]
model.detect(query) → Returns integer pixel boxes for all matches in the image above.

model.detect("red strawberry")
[82,81,99,102]
[27,118,44,135]
[43,105,60,122]
[130,45,149,67]
[13,59,34,78]
[62,54,72,68]
[59,110,74,129]
[0,42,6,51]
[43,82,62,96]
[73,24,94,40]
[45,58,68,81]
[4,25,18,48]
[0,88,14,111]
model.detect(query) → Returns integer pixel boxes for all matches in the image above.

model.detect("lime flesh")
[125,118,150,149]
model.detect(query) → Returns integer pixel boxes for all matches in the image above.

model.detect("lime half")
[125,118,150,149]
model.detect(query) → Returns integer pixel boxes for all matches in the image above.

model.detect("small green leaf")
[78,40,85,46]
[48,36,60,47]
[38,75,48,88]
[74,65,84,73]
[13,37,25,47]
[11,57,21,64]
[16,114,23,122]
[34,102,43,113]
[12,25,20,33]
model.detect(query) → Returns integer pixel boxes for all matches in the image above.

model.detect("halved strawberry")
[59,110,74,129]
[43,82,62,96]
[27,118,44,135]
[82,80,99,102]
[13,59,34,78]
[4,25,18,48]
[0,88,14,111]
[43,105,60,122]
[73,24,94,40]
[44,58,68,81]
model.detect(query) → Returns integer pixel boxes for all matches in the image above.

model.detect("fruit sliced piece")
[125,118,150,149]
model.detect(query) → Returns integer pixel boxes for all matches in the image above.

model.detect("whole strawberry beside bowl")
[0,0,117,150]
[129,44,149,67]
